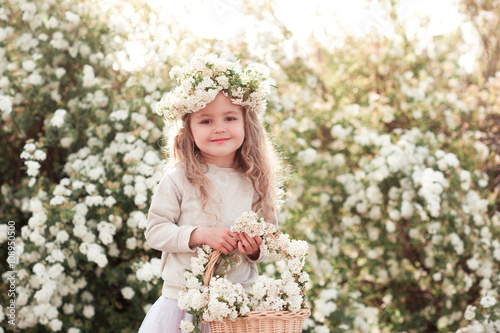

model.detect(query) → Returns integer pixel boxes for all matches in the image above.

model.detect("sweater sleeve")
[145,172,197,253]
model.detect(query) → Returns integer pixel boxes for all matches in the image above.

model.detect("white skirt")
[138,296,210,333]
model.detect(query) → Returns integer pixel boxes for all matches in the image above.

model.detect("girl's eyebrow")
[224,110,241,116]
[193,113,208,120]
[194,110,240,119]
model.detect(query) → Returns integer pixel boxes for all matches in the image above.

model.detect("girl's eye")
[200,120,211,124]
[226,117,237,121]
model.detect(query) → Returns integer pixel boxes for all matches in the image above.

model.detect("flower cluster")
[249,273,304,312]
[459,295,500,332]
[155,48,271,122]
[230,211,276,237]
[178,211,309,333]
[20,141,46,187]
[203,277,251,322]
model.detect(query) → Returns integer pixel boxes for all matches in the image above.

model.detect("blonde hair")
[165,104,281,222]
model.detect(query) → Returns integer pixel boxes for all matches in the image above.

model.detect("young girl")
[138,49,281,333]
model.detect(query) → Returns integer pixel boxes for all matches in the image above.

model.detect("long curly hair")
[164,102,281,223]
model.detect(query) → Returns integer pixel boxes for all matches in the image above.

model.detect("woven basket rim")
[203,308,311,324]
[245,308,311,317]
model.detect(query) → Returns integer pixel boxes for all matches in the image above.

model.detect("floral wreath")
[155,49,272,123]
[177,211,309,333]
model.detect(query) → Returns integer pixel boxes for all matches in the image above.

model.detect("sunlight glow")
[117,0,469,72]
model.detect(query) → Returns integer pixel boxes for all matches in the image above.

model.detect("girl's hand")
[189,227,239,255]
[237,233,262,260]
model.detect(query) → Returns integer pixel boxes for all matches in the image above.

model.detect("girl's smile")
[211,138,230,143]
[190,93,245,167]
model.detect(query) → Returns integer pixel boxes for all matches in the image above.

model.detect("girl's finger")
[221,239,235,254]
[240,234,254,251]
[244,233,259,250]
[226,234,238,248]
[237,241,247,255]
[220,246,231,254]
[229,231,241,240]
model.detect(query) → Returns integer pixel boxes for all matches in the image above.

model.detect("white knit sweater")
[145,162,278,299]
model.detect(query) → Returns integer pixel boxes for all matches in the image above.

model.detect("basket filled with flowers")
[178,211,310,333]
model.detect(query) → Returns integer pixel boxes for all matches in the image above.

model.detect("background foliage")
[1,0,499,332]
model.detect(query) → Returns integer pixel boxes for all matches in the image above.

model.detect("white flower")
[386,220,396,233]
[143,151,160,166]
[34,280,57,303]
[0,224,7,244]
[136,258,161,282]
[436,151,460,170]
[24,142,37,153]
[464,305,476,321]
[110,109,129,121]
[50,109,67,128]
[474,141,489,161]
[60,136,73,148]
[179,288,208,311]
[231,211,275,237]
[480,295,497,308]
[185,275,202,290]
[297,148,318,165]
[49,319,63,331]
[126,237,137,250]
[246,63,270,77]
[127,211,147,229]
[331,125,352,141]
[55,67,66,79]
[314,325,331,333]
[121,287,135,300]
[65,11,80,23]
[179,320,194,333]
[26,71,43,85]
[281,117,297,132]
[47,264,64,279]
[467,255,479,271]
[0,95,12,116]
[104,196,117,208]
[134,193,147,207]
[22,60,36,72]
[46,249,65,263]
[82,65,98,87]
[33,149,47,161]
[79,242,108,267]
[25,160,41,177]
[83,305,95,319]
[412,168,447,217]
[448,233,464,255]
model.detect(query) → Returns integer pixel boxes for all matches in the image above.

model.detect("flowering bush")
[274,29,500,333]
[0,1,170,331]
[178,211,309,332]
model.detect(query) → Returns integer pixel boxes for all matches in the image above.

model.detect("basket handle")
[202,232,287,287]
[203,250,222,287]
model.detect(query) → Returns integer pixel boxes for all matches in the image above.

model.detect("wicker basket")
[206,309,311,333]
[201,241,310,333]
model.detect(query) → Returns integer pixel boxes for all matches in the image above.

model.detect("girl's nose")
[213,123,226,133]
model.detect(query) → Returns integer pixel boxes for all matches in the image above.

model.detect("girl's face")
[189,93,245,167]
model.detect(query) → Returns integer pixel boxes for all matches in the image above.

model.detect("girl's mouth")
[212,138,230,143]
